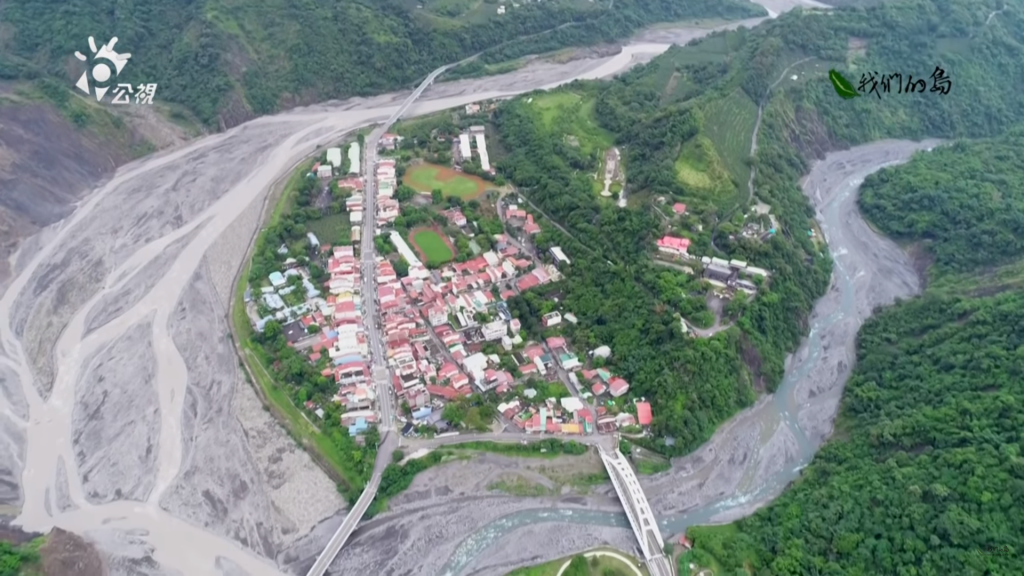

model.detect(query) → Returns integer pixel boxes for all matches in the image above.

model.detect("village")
[244,101,657,444]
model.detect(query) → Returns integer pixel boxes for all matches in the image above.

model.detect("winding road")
[0,2,875,575]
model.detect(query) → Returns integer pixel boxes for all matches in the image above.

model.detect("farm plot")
[404,163,488,200]
[409,227,455,267]
[701,89,758,189]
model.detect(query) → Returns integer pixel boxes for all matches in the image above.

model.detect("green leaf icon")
[829,69,860,99]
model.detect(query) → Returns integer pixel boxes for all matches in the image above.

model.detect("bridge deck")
[599,446,675,576]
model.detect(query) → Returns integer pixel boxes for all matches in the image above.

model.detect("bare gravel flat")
[72,318,160,504]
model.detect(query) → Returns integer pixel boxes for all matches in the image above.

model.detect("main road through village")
[0,2,926,575]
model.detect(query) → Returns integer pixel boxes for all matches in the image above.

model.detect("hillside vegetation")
[685,135,1024,574]
[859,130,1024,272]
[676,3,1024,573]
[688,281,1024,575]
[493,0,1024,456]
[0,0,760,126]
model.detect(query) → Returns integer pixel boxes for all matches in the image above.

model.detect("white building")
[463,352,489,381]
[389,230,424,269]
[326,147,343,168]
[350,210,363,224]
[317,164,333,179]
[458,133,472,161]
[481,320,507,341]
[347,142,360,175]
[549,246,570,266]
[474,133,490,172]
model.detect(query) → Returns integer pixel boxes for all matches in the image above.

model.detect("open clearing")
[404,163,487,199]
[675,135,734,197]
[410,227,455,266]
[530,91,613,155]
[305,212,350,246]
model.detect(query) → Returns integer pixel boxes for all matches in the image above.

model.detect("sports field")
[409,227,455,267]
[404,163,487,199]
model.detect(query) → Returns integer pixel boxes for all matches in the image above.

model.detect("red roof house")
[636,401,652,426]
[656,235,691,255]
[609,377,630,397]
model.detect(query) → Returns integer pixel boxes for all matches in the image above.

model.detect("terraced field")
[701,89,757,189]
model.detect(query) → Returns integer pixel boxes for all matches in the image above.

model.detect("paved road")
[306,65,452,576]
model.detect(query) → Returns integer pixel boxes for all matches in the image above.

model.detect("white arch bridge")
[599,445,676,576]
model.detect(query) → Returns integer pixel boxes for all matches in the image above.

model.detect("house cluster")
[654,230,771,296]
[250,243,382,437]
[700,256,768,295]
[374,158,400,227]
[376,233,564,414]
[342,157,400,232]
[592,400,652,433]
[456,125,493,173]
[500,395,594,435]
[503,203,541,235]
[252,251,324,329]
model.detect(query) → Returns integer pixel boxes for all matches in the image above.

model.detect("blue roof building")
[348,417,368,436]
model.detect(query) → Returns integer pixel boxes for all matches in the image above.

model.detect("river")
[435,139,940,575]
[0,2,933,576]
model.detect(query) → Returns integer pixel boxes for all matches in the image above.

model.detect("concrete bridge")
[599,445,675,576]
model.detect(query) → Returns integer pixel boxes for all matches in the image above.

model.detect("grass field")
[306,212,350,246]
[404,163,488,199]
[675,135,735,198]
[701,89,758,189]
[506,548,648,576]
[530,91,614,155]
[410,227,455,266]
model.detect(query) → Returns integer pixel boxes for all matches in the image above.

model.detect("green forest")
[0,539,40,576]
[859,130,1024,272]
[492,0,1024,458]
[0,0,760,126]
[688,283,1024,575]
[673,3,1024,572]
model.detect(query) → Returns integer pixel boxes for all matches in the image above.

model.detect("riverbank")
[0,3,859,575]
[227,153,371,496]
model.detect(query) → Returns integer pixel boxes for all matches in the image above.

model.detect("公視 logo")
[74,36,157,105]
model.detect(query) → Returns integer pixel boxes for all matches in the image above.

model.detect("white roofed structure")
[389,230,423,269]
[347,142,360,174]
[326,147,343,168]
[474,133,490,171]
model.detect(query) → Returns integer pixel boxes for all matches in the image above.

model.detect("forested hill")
[684,128,1024,576]
[0,0,761,127]
[492,0,1024,456]
[859,130,1024,273]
